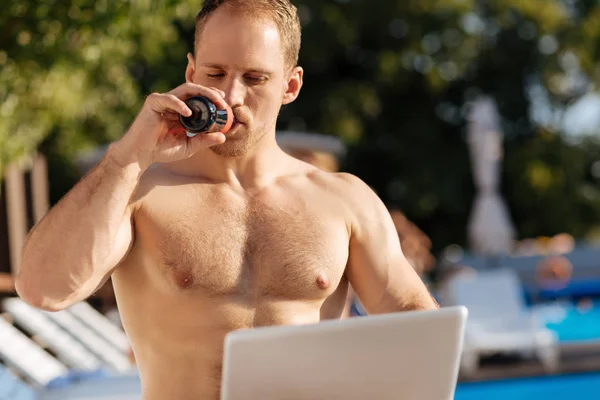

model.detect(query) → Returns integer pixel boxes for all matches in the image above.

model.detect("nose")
[222,77,246,109]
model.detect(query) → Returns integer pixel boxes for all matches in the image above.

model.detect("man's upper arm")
[105,206,136,271]
[340,174,438,314]
[90,203,136,295]
[90,165,151,297]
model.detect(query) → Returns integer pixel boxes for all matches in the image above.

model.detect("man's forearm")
[16,144,144,309]
[374,286,440,314]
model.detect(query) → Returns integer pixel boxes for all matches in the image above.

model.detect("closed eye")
[245,76,268,84]
[207,73,224,79]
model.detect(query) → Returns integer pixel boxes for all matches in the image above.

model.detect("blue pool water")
[454,372,600,399]
[542,302,600,342]
[455,302,600,399]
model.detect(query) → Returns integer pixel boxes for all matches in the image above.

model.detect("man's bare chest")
[133,188,350,300]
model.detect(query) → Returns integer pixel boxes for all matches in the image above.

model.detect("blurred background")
[1,0,600,399]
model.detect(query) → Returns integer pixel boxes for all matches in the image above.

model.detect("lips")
[232,110,248,125]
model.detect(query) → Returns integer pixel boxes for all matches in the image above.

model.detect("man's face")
[187,8,302,157]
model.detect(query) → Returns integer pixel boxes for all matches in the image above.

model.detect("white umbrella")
[466,96,516,256]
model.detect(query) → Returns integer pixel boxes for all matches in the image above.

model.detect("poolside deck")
[461,349,600,382]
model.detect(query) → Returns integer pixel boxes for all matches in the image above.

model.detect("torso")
[111,164,352,400]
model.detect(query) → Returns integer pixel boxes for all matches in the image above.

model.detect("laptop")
[221,306,468,400]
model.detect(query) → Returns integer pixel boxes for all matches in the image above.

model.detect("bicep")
[106,208,135,269]
[90,207,135,295]
[344,181,437,313]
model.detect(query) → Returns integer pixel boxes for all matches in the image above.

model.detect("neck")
[168,133,290,190]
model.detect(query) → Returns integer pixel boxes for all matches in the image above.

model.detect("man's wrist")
[105,141,150,178]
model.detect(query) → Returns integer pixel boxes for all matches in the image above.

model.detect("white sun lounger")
[2,298,102,372]
[40,310,133,374]
[0,330,140,400]
[0,317,68,388]
[66,302,131,354]
[442,268,560,376]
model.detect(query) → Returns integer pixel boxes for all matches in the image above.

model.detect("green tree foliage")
[0,0,201,195]
[277,0,600,250]
[1,0,600,251]
[503,132,600,239]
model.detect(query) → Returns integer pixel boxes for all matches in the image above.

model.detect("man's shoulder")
[137,163,206,186]
[135,164,172,191]
[303,171,381,212]
[138,163,167,181]
[307,171,373,195]
[130,164,196,208]
[329,172,370,189]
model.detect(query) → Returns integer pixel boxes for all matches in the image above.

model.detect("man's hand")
[113,83,229,169]
[340,174,439,314]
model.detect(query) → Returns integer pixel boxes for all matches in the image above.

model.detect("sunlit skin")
[16,7,438,400]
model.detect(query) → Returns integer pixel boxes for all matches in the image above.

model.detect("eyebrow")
[199,63,273,76]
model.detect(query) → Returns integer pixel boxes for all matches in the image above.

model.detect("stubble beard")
[209,125,266,157]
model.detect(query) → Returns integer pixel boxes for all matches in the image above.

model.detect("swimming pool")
[454,301,600,399]
[454,372,600,400]
[538,301,600,342]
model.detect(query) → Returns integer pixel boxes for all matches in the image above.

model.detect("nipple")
[176,272,195,289]
[316,273,330,290]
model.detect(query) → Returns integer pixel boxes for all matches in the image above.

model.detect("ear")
[282,66,303,105]
[185,53,196,83]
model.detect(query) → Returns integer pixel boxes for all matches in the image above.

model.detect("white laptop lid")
[221,306,467,400]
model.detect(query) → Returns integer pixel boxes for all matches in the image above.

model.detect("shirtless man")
[15,1,438,398]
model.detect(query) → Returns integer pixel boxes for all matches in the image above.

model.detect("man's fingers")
[148,93,192,117]
[209,87,226,98]
[189,132,226,151]
[162,111,183,121]
[169,83,228,110]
